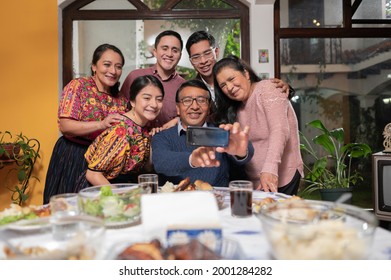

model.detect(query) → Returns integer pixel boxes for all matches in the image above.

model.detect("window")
[275,0,391,206]
[62,0,249,87]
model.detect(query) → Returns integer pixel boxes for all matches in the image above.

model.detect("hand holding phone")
[186,127,229,147]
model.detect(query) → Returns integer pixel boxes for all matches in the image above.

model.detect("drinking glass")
[229,180,253,217]
[49,193,80,240]
[138,174,158,194]
[50,193,79,217]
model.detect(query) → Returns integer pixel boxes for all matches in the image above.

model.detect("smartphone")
[186,127,229,147]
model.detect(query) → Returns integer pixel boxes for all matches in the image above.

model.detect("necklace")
[125,110,146,127]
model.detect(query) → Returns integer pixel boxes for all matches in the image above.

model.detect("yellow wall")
[0,1,58,210]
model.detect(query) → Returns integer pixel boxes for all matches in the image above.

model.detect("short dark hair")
[91,43,125,97]
[129,75,165,102]
[154,30,183,50]
[186,31,216,56]
[175,79,211,103]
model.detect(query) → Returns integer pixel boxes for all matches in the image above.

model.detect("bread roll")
[194,180,213,191]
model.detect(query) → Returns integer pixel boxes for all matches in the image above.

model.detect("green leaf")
[313,134,335,155]
[299,119,372,193]
[100,186,113,197]
[307,119,329,134]
[329,127,344,143]
[17,169,27,182]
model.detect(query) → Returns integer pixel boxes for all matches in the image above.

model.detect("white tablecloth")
[101,205,391,260]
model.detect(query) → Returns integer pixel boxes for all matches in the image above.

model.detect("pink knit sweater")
[237,80,303,188]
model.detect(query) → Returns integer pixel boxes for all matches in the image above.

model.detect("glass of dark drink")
[138,174,158,193]
[229,180,253,217]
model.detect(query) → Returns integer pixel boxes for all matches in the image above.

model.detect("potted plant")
[0,131,41,205]
[0,131,21,162]
[299,119,372,202]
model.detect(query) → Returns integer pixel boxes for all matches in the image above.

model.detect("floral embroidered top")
[58,76,128,142]
[85,116,151,180]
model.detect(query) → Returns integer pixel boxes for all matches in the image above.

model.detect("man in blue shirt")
[152,79,254,187]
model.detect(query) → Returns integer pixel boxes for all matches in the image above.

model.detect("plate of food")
[160,177,226,209]
[106,237,244,260]
[5,216,52,232]
[252,193,302,214]
[0,204,51,231]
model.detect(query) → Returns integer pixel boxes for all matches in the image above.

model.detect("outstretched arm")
[190,122,251,167]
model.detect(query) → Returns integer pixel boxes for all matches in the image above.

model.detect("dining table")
[99,191,391,260]
[1,190,391,260]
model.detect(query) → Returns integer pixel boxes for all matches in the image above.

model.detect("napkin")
[141,191,222,250]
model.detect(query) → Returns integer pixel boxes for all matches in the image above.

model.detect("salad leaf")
[83,199,103,216]
[0,212,38,225]
[100,185,113,197]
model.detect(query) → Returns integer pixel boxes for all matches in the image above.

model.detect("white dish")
[221,190,288,203]
[5,217,51,232]
[105,237,245,260]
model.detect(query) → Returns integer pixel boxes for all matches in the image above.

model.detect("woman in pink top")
[213,55,303,195]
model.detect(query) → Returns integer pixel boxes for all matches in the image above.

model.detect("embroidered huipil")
[58,76,128,142]
[85,116,150,179]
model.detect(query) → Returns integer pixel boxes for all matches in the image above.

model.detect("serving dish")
[5,216,51,232]
[255,199,378,259]
[105,237,244,260]
[78,184,145,228]
[217,189,290,213]
[0,215,105,260]
[0,204,51,228]
[160,181,226,210]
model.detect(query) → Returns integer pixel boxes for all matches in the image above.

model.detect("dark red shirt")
[120,65,185,128]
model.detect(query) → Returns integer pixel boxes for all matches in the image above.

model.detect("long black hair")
[212,55,261,124]
[90,43,125,97]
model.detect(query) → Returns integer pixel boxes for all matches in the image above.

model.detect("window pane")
[280,37,391,154]
[141,0,164,10]
[173,0,233,10]
[72,19,240,83]
[353,0,390,20]
[280,0,343,28]
[80,0,136,10]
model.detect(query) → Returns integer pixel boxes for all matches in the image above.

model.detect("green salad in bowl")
[78,184,143,228]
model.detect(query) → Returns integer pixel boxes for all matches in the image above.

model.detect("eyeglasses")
[179,96,210,106]
[189,47,216,64]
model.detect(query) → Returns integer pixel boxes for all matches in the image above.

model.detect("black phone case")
[186,127,229,147]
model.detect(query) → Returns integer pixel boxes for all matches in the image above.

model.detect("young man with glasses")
[185,31,294,101]
[151,79,254,186]
[120,30,185,129]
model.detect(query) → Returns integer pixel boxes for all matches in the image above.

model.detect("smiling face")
[153,35,182,77]
[129,85,164,126]
[176,86,211,129]
[189,40,219,82]
[215,67,252,102]
[91,49,123,92]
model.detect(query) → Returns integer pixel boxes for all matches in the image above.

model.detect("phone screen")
[186,127,229,147]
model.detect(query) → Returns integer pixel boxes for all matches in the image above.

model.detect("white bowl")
[0,215,105,260]
[256,199,378,260]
